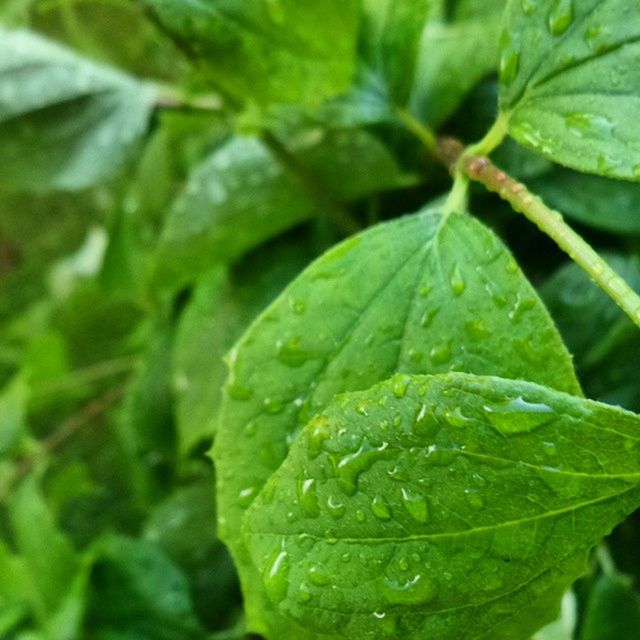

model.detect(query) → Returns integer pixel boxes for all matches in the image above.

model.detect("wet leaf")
[500,0,640,180]
[245,373,640,640]
[0,29,156,192]
[213,205,580,638]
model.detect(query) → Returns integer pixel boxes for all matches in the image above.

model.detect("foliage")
[1,2,640,640]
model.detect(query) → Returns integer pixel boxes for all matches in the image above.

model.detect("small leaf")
[0,28,156,192]
[410,0,506,126]
[213,205,580,638]
[142,0,359,107]
[499,0,640,180]
[155,129,404,288]
[244,373,640,640]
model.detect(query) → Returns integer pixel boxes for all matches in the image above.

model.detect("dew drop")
[307,416,331,459]
[483,396,554,433]
[400,487,429,523]
[392,375,412,398]
[337,441,390,496]
[264,549,290,603]
[429,342,452,366]
[500,48,520,85]
[464,488,485,509]
[227,382,253,401]
[443,406,472,428]
[465,319,491,341]
[238,486,258,509]
[449,265,466,296]
[277,336,314,368]
[298,582,312,603]
[521,0,537,16]
[398,557,410,571]
[356,509,366,522]
[371,495,392,520]
[308,565,332,586]
[327,495,347,519]
[297,478,320,518]
[420,308,439,328]
[548,0,574,36]
[380,574,438,605]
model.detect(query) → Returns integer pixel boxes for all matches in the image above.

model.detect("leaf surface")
[213,206,580,637]
[0,29,156,192]
[142,0,359,107]
[245,373,640,639]
[499,0,640,180]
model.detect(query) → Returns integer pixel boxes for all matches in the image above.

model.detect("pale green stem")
[463,155,640,330]
[463,112,510,158]
[395,107,438,154]
[155,85,225,112]
[596,544,616,576]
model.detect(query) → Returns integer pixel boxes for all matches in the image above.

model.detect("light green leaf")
[0,28,156,192]
[410,0,506,126]
[530,167,640,234]
[245,372,640,640]
[499,0,640,180]
[213,205,580,638]
[142,0,359,108]
[155,128,404,288]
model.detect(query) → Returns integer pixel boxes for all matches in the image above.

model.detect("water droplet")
[420,308,439,328]
[244,421,257,437]
[356,509,366,522]
[277,336,315,368]
[521,0,537,16]
[542,441,557,457]
[380,574,438,605]
[509,296,536,323]
[398,557,410,571]
[565,112,616,139]
[400,487,429,523]
[392,375,412,398]
[291,299,306,315]
[263,397,285,414]
[337,441,391,496]
[307,416,331,459]
[371,495,392,520]
[356,401,369,416]
[297,478,319,518]
[298,582,312,603]
[442,406,472,428]
[429,342,452,365]
[465,319,491,341]
[238,486,258,509]
[264,549,289,603]
[548,0,574,36]
[464,488,485,509]
[327,495,347,519]
[308,565,332,586]
[227,382,253,401]
[483,396,554,433]
[449,265,466,296]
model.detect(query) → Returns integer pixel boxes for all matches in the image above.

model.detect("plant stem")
[155,85,225,112]
[463,113,510,158]
[462,155,640,330]
[395,107,438,154]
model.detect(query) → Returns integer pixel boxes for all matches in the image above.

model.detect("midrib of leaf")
[252,485,640,544]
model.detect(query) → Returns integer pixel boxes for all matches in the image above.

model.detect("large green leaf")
[410,0,506,126]
[142,0,359,107]
[0,29,156,192]
[155,129,404,288]
[499,0,640,180]
[213,205,580,638]
[244,373,640,640]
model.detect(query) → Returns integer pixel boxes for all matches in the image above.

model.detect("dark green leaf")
[0,29,156,192]
[499,0,640,180]
[142,0,359,108]
[213,205,580,638]
[580,572,640,640]
[245,373,640,640]
[87,535,202,640]
[531,168,640,234]
[155,129,404,288]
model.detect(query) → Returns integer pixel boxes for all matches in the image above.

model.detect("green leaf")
[155,129,404,288]
[244,372,640,640]
[143,479,239,630]
[499,0,640,180]
[410,0,506,126]
[173,241,311,456]
[142,0,359,108]
[7,475,79,620]
[213,205,580,638]
[86,535,203,640]
[0,376,27,455]
[530,167,640,234]
[580,572,640,640]
[0,28,156,192]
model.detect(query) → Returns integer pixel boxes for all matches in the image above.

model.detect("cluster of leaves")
[1,1,640,639]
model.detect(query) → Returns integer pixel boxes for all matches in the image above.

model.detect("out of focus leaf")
[0,28,156,192]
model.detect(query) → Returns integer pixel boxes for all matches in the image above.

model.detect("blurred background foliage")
[0,1,639,638]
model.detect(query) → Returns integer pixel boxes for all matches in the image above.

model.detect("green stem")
[463,113,510,158]
[596,544,616,576]
[395,107,438,154]
[155,85,225,112]
[463,155,640,330]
